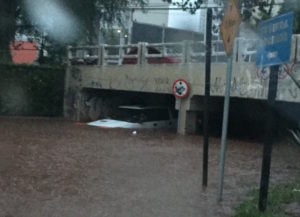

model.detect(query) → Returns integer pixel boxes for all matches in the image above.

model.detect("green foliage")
[0,64,65,116]
[280,0,300,34]
[162,0,204,14]
[163,0,294,26]
[16,0,147,44]
[39,39,68,65]
[233,180,300,217]
[0,0,147,63]
[0,0,18,64]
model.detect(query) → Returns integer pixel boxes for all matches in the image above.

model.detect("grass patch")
[233,180,300,217]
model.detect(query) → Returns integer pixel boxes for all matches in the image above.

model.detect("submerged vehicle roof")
[118,105,170,110]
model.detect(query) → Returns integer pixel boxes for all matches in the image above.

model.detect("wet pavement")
[0,117,299,217]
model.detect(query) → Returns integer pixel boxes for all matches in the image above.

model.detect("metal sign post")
[202,7,212,188]
[256,12,294,211]
[217,51,234,201]
[217,0,241,201]
[259,64,279,211]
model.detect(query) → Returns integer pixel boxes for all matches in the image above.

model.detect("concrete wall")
[65,35,300,134]
[68,61,300,104]
[64,60,300,134]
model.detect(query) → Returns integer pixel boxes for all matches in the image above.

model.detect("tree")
[0,0,18,63]
[162,0,280,24]
[0,0,147,63]
[279,0,300,34]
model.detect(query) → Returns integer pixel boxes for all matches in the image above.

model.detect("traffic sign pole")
[255,12,294,212]
[217,0,241,201]
[202,7,212,188]
[217,50,234,201]
[259,65,279,211]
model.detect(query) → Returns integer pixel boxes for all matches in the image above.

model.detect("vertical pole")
[98,45,102,66]
[75,91,82,122]
[118,45,122,65]
[128,9,134,44]
[217,50,234,201]
[202,8,212,188]
[259,65,279,211]
[67,46,72,66]
[141,43,147,65]
[162,24,166,43]
[183,40,191,64]
[101,46,106,66]
[183,41,187,64]
[64,46,72,118]
[137,43,143,65]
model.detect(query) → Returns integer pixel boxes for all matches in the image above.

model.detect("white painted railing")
[68,35,300,66]
[68,40,226,65]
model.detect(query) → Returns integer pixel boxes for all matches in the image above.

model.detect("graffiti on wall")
[73,41,300,103]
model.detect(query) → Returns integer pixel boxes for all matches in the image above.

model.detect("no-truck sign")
[172,79,190,99]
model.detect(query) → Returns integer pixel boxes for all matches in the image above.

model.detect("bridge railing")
[68,40,226,66]
[102,44,140,65]
[68,46,100,65]
[143,42,185,63]
[67,35,300,66]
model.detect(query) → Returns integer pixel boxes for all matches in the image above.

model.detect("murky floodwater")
[0,117,299,217]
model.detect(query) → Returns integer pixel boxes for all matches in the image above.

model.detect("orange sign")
[220,0,241,56]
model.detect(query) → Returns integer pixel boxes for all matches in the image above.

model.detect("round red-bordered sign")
[172,79,190,99]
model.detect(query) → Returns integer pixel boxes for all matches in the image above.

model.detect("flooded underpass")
[0,117,299,217]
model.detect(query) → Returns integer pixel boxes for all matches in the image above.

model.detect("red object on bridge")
[10,41,38,64]
[122,47,181,64]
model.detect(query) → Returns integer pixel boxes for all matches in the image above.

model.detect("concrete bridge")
[64,35,300,134]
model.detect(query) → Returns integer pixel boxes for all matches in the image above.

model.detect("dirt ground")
[0,117,299,217]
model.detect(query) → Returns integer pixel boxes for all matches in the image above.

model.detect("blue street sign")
[256,12,294,67]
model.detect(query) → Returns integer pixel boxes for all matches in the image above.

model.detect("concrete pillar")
[75,90,82,121]
[186,111,198,134]
[63,66,72,119]
[176,97,198,135]
[177,98,188,135]
[64,66,83,121]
